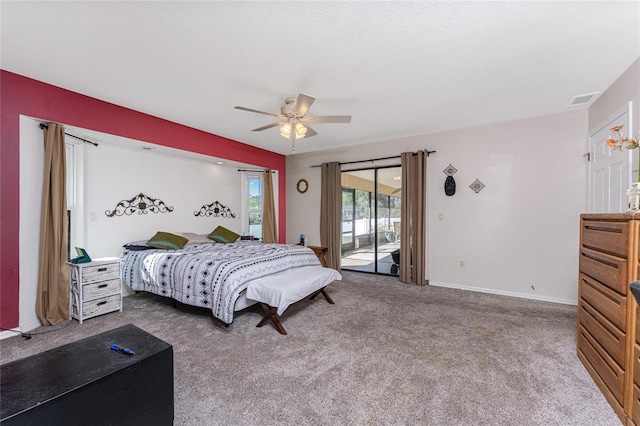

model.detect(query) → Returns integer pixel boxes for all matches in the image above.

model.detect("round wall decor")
[296,179,308,194]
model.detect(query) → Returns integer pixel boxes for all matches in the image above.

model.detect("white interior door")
[588,104,632,213]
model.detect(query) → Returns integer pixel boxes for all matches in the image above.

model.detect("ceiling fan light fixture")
[295,122,307,138]
[280,122,292,138]
[235,93,351,149]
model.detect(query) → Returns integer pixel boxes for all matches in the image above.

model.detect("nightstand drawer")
[81,263,120,284]
[82,278,121,301]
[72,294,121,321]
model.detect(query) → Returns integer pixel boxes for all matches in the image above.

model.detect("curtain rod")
[237,169,275,173]
[310,150,435,168]
[39,123,99,147]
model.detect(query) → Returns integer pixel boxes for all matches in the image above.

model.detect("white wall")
[19,116,45,332]
[288,109,588,304]
[18,117,257,331]
[589,59,639,135]
[84,143,242,257]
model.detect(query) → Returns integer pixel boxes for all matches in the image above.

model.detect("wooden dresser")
[578,213,640,424]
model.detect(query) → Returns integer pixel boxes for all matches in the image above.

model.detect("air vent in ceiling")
[566,92,601,108]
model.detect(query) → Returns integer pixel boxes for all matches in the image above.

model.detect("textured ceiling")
[1,1,639,155]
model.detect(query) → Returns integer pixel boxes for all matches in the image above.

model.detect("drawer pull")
[97,301,107,306]
[97,267,107,272]
[98,284,108,288]
[581,251,619,269]
[584,224,623,234]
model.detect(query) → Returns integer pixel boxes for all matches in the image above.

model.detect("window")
[246,174,263,240]
[66,141,84,259]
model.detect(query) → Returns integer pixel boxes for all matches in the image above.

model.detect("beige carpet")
[1,271,620,425]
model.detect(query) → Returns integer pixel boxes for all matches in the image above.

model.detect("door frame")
[340,165,402,276]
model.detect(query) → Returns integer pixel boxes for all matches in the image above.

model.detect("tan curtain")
[400,150,427,285]
[320,162,342,270]
[262,170,278,243]
[36,123,69,325]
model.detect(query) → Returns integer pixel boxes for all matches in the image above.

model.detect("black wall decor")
[105,193,174,217]
[194,200,236,218]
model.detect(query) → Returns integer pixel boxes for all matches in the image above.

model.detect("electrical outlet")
[438,213,444,221]
[459,260,465,268]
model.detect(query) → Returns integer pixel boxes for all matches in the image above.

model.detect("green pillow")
[207,226,240,244]
[147,231,188,250]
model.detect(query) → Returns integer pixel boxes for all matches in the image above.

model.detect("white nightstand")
[68,258,122,323]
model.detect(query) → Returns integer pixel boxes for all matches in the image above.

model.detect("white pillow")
[181,232,212,245]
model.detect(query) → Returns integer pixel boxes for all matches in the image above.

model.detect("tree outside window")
[248,176,263,240]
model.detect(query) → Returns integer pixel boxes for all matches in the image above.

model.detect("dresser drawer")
[82,278,121,302]
[81,262,120,284]
[578,325,625,405]
[72,294,121,321]
[637,308,640,346]
[580,301,626,368]
[579,248,628,295]
[634,383,640,426]
[580,273,627,332]
[582,220,629,258]
[634,343,640,387]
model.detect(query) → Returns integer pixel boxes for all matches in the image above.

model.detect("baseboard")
[21,318,44,333]
[0,328,23,340]
[429,281,577,306]
[1,318,49,340]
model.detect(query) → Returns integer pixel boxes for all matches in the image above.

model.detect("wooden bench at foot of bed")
[246,265,342,335]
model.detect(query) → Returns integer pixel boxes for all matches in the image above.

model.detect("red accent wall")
[0,70,287,329]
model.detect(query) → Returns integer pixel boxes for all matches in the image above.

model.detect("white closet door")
[588,104,632,213]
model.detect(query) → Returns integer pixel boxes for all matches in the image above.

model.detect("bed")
[121,240,328,325]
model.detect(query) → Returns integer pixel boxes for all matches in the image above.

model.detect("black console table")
[0,324,173,425]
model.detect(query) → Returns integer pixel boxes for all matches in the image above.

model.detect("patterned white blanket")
[121,241,321,324]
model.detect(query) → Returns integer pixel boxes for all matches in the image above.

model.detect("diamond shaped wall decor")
[443,164,457,176]
[469,179,485,193]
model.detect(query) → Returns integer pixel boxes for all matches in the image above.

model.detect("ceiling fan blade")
[303,125,317,138]
[305,115,352,124]
[391,187,402,194]
[292,93,315,116]
[234,106,282,119]
[251,122,283,132]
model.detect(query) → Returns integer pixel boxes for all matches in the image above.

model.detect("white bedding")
[121,241,321,324]
[246,265,342,316]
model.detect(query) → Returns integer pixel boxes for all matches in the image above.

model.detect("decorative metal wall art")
[469,179,486,193]
[194,200,236,218]
[105,193,174,217]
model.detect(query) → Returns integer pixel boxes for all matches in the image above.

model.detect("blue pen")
[110,343,135,355]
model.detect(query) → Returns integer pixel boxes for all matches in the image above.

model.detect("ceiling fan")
[234,93,351,152]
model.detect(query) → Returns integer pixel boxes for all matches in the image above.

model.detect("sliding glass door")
[340,166,402,276]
